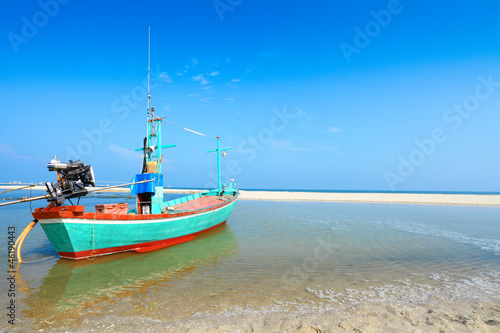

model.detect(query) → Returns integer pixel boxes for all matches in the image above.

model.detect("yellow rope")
[10,229,28,258]
[10,220,38,263]
[16,263,31,295]
[16,221,37,262]
[10,221,35,261]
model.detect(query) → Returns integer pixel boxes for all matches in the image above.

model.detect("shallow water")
[1,190,499,330]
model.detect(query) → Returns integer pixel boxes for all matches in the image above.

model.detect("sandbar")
[2,185,500,206]
[237,190,500,206]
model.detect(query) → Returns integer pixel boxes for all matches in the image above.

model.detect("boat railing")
[163,192,203,208]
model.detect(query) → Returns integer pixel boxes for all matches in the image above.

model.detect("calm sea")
[1,190,499,329]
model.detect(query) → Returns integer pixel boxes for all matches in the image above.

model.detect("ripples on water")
[1,190,499,328]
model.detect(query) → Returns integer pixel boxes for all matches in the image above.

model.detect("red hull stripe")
[57,220,227,260]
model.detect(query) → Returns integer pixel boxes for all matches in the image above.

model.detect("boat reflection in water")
[21,225,237,322]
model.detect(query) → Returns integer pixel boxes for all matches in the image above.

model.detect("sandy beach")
[238,190,500,206]
[26,296,500,332]
[2,185,500,206]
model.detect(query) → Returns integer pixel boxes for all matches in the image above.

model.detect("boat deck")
[170,195,225,211]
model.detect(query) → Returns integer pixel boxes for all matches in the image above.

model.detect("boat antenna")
[148,26,152,117]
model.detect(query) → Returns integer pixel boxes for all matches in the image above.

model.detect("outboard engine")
[45,156,95,205]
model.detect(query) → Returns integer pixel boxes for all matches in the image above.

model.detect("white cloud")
[162,158,174,170]
[309,143,338,152]
[270,139,337,153]
[295,107,313,121]
[159,72,171,82]
[185,59,198,69]
[270,139,305,152]
[108,144,142,161]
[326,126,344,133]
[224,97,235,102]
[231,78,241,83]
[108,144,176,169]
[192,74,208,85]
[0,142,44,161]
[200,97,213,102]
[108,143,174,170]
[209,71,220,76]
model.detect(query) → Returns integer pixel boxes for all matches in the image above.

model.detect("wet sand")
[89,300,500,333]
[21,286,500,332]
[15,253,500,332]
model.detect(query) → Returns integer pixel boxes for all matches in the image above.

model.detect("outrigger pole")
[4,177,156,262]
[0,178,156,207]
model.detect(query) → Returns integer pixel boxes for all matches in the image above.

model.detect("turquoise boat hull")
[33,191,238,260]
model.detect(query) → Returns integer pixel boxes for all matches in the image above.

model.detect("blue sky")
[1,0,499,191]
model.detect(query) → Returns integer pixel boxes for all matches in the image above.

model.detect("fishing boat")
[5,30,239,261]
